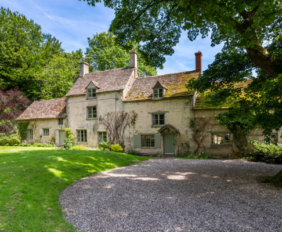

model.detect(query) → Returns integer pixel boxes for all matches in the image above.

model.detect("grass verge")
[0,147,148,231]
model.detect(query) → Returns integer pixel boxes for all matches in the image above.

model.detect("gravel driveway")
[60,159,282,232]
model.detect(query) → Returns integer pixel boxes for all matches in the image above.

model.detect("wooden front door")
[59,131,66,146]
[164,133,175,155]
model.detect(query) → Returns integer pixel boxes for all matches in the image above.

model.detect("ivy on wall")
[18,122,29,140]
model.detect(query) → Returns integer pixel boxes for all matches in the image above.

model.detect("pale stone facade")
[17,51,278,157]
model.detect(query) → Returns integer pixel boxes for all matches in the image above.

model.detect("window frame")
[98,131,107,144]
[77,130,87,143]
[87,88,96,98]
[152,113,165,126]
[26,129,33,140]
[141,134,155,148]
[87,106,97,119]
[211,132,232,145]
[58,118,63,125]
[153,88,163,99]
[43,128,49,136]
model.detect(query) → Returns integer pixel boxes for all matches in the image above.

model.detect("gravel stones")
[60,159,282,232]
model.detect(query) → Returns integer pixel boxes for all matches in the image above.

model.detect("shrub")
[0,137,9,146]
[98,141,110,151]
[8,137,20,146]
[127,149,142,156]
[70,145,90,150]
[111,144,123,152]
[33,143,39,147]
[64,128,75,150]
[50,136,56,144]
[248,140,282,164]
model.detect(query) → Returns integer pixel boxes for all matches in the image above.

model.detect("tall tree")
[0,7,82,100]
[85,32,157,77]
[0,87,30,135]
[82,0,282,77]
[36,50,83,100]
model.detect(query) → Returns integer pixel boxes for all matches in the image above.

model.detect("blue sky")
[0,0,223,75]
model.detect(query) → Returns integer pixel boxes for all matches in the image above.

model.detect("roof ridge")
[137,70,198,79]
[34,97,66,102]
[84,67,134,76]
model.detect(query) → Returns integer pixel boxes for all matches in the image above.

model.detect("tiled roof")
[66,67,134,96]
[194,79,253,110]
[17,98,67,120]
[124,71,199,101]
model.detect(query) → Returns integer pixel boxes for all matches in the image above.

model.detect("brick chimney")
[195,51,202,74]
[130,51,138,78]
[80,61,89,77]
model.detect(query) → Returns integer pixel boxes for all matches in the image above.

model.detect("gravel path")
[60,159,282,232]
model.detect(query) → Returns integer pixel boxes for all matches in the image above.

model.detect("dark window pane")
[159,114,164,124]
[159,89,163,97]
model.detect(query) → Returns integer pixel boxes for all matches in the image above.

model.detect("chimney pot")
[195,51,203,74]
[80,61,89,77]
[130,51,138,78]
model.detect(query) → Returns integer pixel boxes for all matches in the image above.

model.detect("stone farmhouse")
[16,51,281,157]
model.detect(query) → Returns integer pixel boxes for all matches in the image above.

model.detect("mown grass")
[0,147,149,231]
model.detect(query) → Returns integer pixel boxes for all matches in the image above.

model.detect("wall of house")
[193,109,282,158]
[66,91,124,147]
[22,118,66,146]
[123,98,193,155]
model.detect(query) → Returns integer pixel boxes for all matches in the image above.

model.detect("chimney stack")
[80,61,89,77]
[130,51,138,78]
[195,51,202,74]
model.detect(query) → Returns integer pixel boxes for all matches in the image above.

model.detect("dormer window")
[87,88,96,98]
[154,88,163,99]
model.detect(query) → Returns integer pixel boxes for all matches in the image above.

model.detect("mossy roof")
[124,71,199,101]
[194,79,253,110]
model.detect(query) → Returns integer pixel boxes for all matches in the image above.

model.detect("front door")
[164,133,175,155]
[59,131,66,146]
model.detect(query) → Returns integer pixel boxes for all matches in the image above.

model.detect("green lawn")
[0,147,148,232]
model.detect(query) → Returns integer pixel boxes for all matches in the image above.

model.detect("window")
[77,130,87,142]
[211,132,232,145]
[98,132,107,143]
[58,118,63,125]
[141,135,155,147]
[87,88,96,98]
[87,106,97,119]
[26,129,33,140]
[43,129,49,136]
[153,114,165,126]
[154,88,163,98]
[264,133,278,144]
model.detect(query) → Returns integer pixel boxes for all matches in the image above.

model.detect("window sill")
[211,144,232,146]
[151,125,165,128]
[86,118,97,120]
[87,97,97,100]
[140,147,158,149]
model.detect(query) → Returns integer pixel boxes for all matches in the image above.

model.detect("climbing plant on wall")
[18,122,29,140]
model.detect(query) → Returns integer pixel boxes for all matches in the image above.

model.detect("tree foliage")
[85,32,157,77]
[0,7,82,100]
[0,87,30,135]
[82,0,282,77]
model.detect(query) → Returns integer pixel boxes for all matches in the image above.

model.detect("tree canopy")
[0,87,30,135]
[0,7,82,100]
[82,0,282,77]
[85,32,157,77]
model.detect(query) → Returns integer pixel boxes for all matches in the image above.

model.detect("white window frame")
[87,88,96,98]
[58,118,63,125]
[26,129,33,140]
[98,132,107,143]
[154,88,163,99]
[211,132,232,145]
[152,114,165,126]
[87,106,97,119]
[141,134,155,148]
[43,128,49,136]
[77,130,87,143]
